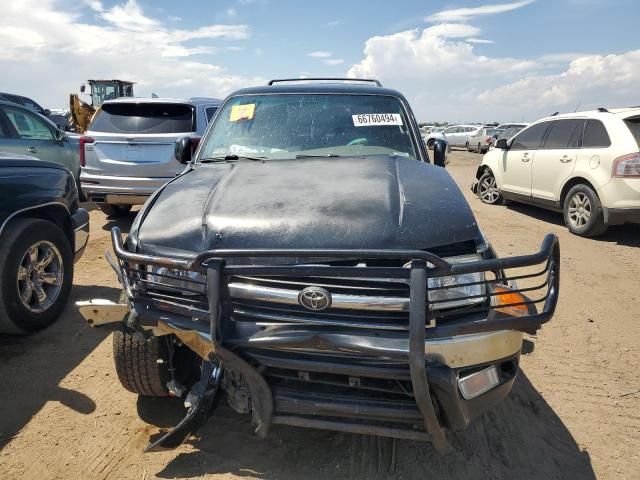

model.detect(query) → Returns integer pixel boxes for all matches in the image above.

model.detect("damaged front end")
[80,227,560,452]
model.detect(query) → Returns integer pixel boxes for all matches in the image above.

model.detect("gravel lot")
[1,150,639,479]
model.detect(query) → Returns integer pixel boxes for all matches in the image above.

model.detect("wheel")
[426,139,435,149]
[99,204,132,217]
[113,330,171,396]
[477,172,503,205]
[563,184,608,237]
[113,311,201,397]
[0,219,73,333]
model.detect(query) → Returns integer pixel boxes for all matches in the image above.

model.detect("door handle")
[560,156,572,163]
[26,146,38,154]
[521,157,530,163]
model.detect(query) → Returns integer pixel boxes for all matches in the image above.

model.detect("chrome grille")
[228,274,412,330]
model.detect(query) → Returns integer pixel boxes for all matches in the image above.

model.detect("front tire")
[477,172,503,205]
[113,330,171,396]
[563,184,607,237]
[0,219,73,333]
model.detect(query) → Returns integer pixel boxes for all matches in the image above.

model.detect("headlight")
[428,254,486,310]
[146,266,206,295]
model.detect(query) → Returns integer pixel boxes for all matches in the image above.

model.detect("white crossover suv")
[473,108,640,237]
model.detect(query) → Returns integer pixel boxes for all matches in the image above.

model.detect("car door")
[441,126,457,144]
[0,105,76,174]
[531,119,583,203]
[500,121,552,197]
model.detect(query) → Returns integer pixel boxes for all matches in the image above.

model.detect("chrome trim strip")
[228,282,409,312]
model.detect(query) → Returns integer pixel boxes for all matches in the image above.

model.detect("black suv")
[0,153,89,333]
[79,79,559,452]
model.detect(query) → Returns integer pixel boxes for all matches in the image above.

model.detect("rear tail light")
[485,138,492,144]
[612,153,640,177]
[79,136,94,167]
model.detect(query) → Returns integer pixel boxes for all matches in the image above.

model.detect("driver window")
[2,106,54,141]
[511,121,551,151]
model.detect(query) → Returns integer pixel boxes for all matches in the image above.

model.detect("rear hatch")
[85,102,195,178]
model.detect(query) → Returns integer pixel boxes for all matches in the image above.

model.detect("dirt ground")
[1,150,639,480]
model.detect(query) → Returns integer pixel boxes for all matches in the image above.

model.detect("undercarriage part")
[144,360,221,452]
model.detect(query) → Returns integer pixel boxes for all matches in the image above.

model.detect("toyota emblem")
[298,286,332,311]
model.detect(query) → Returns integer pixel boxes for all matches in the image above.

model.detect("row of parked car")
[421,123,528,153]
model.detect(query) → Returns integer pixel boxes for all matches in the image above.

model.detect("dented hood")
[134,156,481,254]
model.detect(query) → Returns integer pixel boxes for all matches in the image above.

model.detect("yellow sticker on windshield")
[230,104,256,122]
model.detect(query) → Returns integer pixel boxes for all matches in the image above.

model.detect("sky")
[1,0,638,122]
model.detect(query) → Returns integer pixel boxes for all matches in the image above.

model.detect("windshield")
[198,94,417,161]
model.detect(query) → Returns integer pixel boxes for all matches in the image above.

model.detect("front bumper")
[71,207,89,262]
[90,227,560,449]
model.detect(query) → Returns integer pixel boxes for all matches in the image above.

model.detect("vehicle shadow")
[0,284,120,450]
[506,203,640,247]
[101,210,137,234]
[149,371,594,480]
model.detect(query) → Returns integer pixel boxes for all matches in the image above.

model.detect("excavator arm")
[69,94,96,134]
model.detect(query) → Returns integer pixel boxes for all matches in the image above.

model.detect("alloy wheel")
[479,174,500,204]
[16,240,64,313]
[568,192,592,229]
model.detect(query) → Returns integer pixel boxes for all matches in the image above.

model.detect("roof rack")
[597,107,610,113]
[550,111,560,116]
[268,78,382,87]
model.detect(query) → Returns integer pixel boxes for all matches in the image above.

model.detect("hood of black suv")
[133,156,481,254]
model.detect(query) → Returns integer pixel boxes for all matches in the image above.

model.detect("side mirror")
[495,138,509,150]
[80,85,86,93]
[43,108,51,116]
[433,139,448,167]
[175,136,194,164]
[55,129,66,142]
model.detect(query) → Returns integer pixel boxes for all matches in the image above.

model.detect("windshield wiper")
[199,154,266,163]
[295,154,342,159]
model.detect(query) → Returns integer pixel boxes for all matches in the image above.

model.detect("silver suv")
[80,97,221,216]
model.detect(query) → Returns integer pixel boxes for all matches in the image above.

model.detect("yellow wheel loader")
[70,80,134,133]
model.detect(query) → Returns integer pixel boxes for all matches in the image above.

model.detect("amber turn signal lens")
[493,286,529,316]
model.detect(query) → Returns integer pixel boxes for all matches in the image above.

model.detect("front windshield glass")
[198,94,417,161]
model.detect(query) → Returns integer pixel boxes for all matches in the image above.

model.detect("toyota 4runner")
[78,78,559,452]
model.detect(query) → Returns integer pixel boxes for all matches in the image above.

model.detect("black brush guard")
[110,227,560,452]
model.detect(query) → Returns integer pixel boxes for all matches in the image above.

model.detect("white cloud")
[477,50,640,118]
[307,51,332,58]
[426,0,534,23]
[348,23,639,121]
[465,38,494,44]
[226,8,237,17]
[0,0,263,108]
[324,58,344,66]
[325,19,343,27]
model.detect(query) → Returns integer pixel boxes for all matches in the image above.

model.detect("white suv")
[80,97,220,216]
[473,108,640,237]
